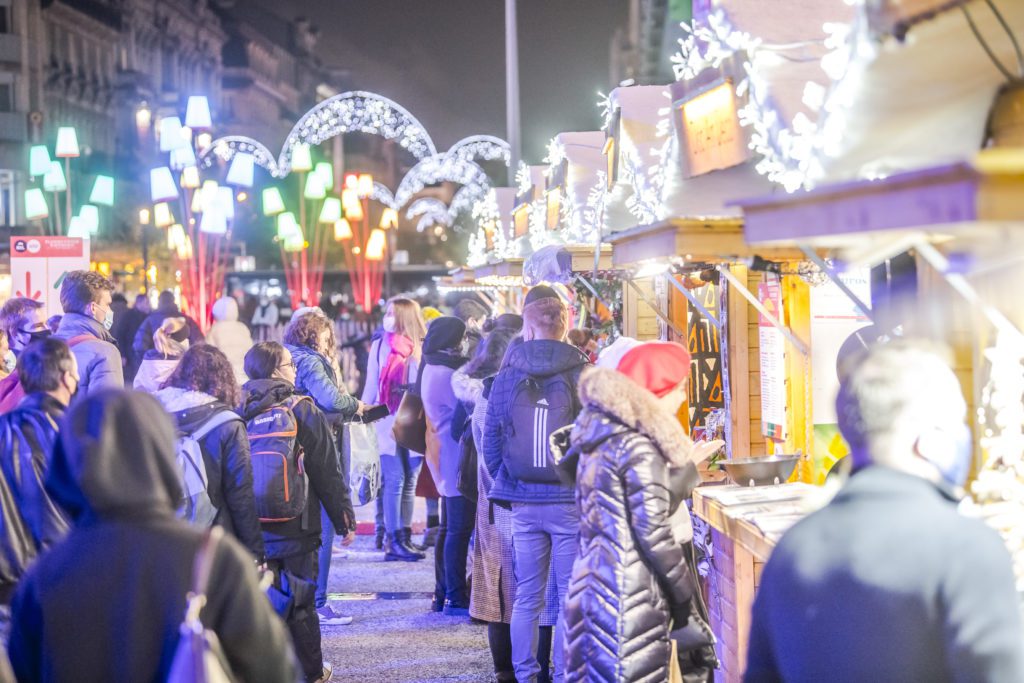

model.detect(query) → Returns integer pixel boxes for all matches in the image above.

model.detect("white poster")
[10,236,91,318]
[758,276,787,441]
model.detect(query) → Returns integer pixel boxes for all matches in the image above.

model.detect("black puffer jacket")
[552,366,701,683]
[155,387,265,560]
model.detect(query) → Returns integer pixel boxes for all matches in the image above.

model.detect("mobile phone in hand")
[359,403,390,424]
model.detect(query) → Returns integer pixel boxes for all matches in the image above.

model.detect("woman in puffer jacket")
[551,341,723,683]
[133,316,189,393]
[205,296,253,386]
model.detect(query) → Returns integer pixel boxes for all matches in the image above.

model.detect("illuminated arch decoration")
[446,135,511,165]
[280,91,438,173]
[372,181,396,209]
[406,197,452,233]
[393,153,492,212]
[199,135,283,177]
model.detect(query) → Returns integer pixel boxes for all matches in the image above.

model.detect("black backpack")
[245,395,310,523]
[503,372,579,484]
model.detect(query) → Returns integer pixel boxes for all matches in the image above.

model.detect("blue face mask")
[936,424,973,489]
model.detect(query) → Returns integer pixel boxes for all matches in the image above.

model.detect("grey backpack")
[175,411,239,527]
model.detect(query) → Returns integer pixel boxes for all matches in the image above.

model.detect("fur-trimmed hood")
[573,365,696,468]
[451,366,484,405]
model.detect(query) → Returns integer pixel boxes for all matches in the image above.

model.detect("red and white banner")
[10,236,91,318]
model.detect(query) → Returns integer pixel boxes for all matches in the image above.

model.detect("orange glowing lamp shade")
[333,218,353,241]
[379,207,399,230]
[365,228,387,261]
[180,165,201,189]
[357,173,373,198]
[167,223,185,250]
[153,202,174,228]
[342,189,364,221]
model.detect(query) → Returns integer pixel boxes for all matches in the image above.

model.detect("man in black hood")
[132,289,204,360]
[7,389,296,682]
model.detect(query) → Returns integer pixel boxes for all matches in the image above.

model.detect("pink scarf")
[379,332,415,411]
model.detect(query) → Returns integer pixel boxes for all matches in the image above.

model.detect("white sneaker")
[316,605,354,626]
[314,662,333,682]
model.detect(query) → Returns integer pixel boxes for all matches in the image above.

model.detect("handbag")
[345,421,381,506]
[392,363,427,453]
[167,527,237,683]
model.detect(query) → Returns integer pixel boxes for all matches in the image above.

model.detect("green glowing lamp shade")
[24,188,49,220]
[89,175,114,206]
[303,172,327,200]
[319,197,342,224]
[315,162,334,192]
[283,233,304,252]
[291,143,313,173]
[43,162,67,193]
[262,187,285,216]
[277,212,301,240]
[29,145,51,177]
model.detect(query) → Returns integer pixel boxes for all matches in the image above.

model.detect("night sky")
[251,0,628,164]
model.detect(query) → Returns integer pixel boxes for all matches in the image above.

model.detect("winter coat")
[132,352,180,394]
[0,394,70,603]
[54,313,124,396]
[206,297,253,385]
[483,339,589,505]
[287,343,359,424]
[8,389,296,682]
[361,334,419,456]
[454,369,559,626]
[745,466,1024,683]
[552,366,700,683]
[132,303,204,359]
[251,302,279,327]
[154,387,265,560]
[240,378,355,560]
[422,362,461,497]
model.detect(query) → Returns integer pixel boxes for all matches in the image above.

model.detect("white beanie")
[596,336,642,370]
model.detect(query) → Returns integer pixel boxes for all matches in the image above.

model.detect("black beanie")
[524,285,559,307]
[422,316,467,355]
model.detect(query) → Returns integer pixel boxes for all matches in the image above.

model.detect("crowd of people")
[0,270,1020,683]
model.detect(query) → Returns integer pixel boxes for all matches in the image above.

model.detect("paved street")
[320,534,492,682]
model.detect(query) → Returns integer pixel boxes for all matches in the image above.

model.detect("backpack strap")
[65,334,94,348]
[184,526,222,623]
[189,409,242,441]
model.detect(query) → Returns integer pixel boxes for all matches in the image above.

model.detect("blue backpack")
[503,371,579,484]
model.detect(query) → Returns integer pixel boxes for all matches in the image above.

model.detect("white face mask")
[101,306,114,331]
[382,315,396,333]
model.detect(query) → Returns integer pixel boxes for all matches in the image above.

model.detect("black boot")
[398,529,426,558]
[422,525,440,548]
[374,527,385,551]
[384,533,422,562]
[403,526,428,552]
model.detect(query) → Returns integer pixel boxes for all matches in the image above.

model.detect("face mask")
[382,315,396,333]
[3,351,14,373]
[103,308,114,331]
[937,424,973,489]
[27,328,51,343]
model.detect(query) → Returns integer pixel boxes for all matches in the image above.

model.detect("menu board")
[758,276,787,440]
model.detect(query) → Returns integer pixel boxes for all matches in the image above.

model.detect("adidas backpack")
[175,411,239,527]
[504,372,579,484]
[245,395,310,523]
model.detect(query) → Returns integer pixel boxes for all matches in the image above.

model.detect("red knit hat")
[616,341,692,398]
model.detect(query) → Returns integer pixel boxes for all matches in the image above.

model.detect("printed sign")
[758,276,787,441]
[10,236,91,318]
[678,80,748,177]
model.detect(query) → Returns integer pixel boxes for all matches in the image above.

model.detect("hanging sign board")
[758,275,787,441]
[10,235,91,318]
[676,79,748,178]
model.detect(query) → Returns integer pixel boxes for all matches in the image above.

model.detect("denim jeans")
[380,447,423,534]
[425,496,439,523]
[441,495,473,605]
[510,502,579,683]
[315,504,333,608]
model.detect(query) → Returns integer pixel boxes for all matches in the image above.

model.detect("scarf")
[423,349,468,371]
[379,332,415,412]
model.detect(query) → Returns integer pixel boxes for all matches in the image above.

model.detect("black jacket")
[9,389,296,683]
[132,304,204,359]
[745,466,1024,683]
[0,394,70,603]
[551,367,700,683]
[240,379,355,559]
[155,387,265,560]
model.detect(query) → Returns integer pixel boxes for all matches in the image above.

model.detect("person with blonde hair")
[132,317,189,393]
[362,297,427,561]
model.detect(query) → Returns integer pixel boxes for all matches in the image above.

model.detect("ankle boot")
[374,527,385,551]
[403,526,428,552]
[422,525,440,548]
[384,533,422,562]
[398,529,426,558]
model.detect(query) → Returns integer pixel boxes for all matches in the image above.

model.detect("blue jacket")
[483,339,588,505]
[54,313,124,396]
[285,344,359,422]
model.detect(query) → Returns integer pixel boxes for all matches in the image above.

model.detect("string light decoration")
[392,153,492,212]
[199,135,283,177]
[371,181,396,209]
[446,135,511,165]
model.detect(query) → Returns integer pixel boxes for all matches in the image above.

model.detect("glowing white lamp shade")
[158,117,185,152]
[153,202,174,228]
[319,197,342,224]
[226,153,255,187]
[283,233,305,252]
[177,235,194,260]
[55,127,80,158]
[180,166,200,189]
[314,162,334,191]
[341,189,363,221]
[365,229,387,261]
[216,186,235,220]
[167,223,185,250]
[42,162,67,193]
[357,173,373,198]
[334,218,353,241]
[78,205,100,234]
[29,145,51,177]
[277,212,301,240]
[24,188,49,220]
[379,207,399,230]
[303,172,326,200]
[184,96,212,130]
[67,215,88,239]
[89,175,114,206]
[262,187,286,216]
[150,167,178,202]
[200,207,227,234]
[344,173,359,191]
[291,143,313,173]
[169,144,196,170]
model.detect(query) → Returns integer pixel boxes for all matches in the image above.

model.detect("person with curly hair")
[154,344,264,560]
